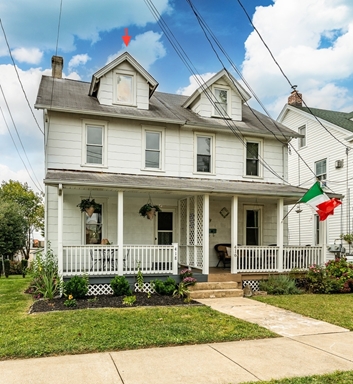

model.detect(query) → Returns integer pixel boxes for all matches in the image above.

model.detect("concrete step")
[208,273,241,283]
[189,281,239,291]
[189,289,244,299]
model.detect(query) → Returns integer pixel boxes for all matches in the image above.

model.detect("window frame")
[212,85,230,117]
[113,69,136,106]
[243,205,263,246]
[244,138,263,178]
[81,120,108,168]
[298,125,306,149]
[194,132,215,175]
[315,158,327,186]
[142,126,165,172]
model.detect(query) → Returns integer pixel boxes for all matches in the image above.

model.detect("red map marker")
[122,28,131,47]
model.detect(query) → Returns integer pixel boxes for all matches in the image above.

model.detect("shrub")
[4,259,10,278]
[110,276,131,296]
[259,275,301,295]
[64,275,89,299]
[21,259,28,277]
[152,277,177,296]
[180,269,197,286]
[10,260,22,275]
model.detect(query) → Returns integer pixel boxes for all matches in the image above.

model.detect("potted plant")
[77,198,100,217]
[340,233,353,245]
[139,203,162,220]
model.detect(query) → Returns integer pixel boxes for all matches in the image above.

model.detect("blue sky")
[0,0,353,194]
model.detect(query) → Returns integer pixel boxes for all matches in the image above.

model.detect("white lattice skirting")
[88,282,155,296]
[242,280,260,291]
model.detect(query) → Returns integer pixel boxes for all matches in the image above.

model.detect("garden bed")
[29,292,201,313]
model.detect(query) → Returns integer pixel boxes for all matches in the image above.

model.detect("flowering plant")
[180,268,197,286]
[182,276,197,286]
[180,268,193,279]
[64,294,77,307]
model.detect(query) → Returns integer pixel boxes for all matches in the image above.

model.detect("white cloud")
[242,0,353,116]
[176,73,216,96]
[107,31,166,70]
[11,47,43,64]
[68,54,91,71]
[0,164,43,194]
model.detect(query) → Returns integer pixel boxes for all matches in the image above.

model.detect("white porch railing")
[62,244,178,277]
[234,245,322,273]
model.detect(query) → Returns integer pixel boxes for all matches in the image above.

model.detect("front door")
[157,211,173,245]
[246,209,261,245]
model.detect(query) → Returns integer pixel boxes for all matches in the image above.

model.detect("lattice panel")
[242,280,259,291]
[196,195,203,245]
[88,284,113,296]
[179,246,187,265]
[196,246,203,268]
[179,199,187,246]
[188,246,195,267]
[134,282,155,294]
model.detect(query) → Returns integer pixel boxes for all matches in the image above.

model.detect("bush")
[10,260,22,275]
[4,259,10,278]
[64,275,89,299]
[110,276,131,296]
[259,275,301,295]
[152,277,177,295]
[179,269,197,286]
[21,259,28,277]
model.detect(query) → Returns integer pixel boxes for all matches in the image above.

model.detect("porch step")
[189,282,244,299]
[208,273,241,283]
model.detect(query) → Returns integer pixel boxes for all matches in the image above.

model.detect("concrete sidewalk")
[1,298,352,384]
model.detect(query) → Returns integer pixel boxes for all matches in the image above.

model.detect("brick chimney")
[51,56,63,78]
[288,89,303,107]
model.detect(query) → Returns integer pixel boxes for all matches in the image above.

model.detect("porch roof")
[45,169,315,204]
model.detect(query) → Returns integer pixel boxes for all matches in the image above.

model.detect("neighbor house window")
[115,72,135,105]
[298,125,306,148]
[315,159,327,185]
[86,125,103,164]
[196,135,213,173]
[246,141,260,176]
[145,131,161,169]
[214,88,228,116]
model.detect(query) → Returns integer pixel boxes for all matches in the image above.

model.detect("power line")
[0,19,44,135]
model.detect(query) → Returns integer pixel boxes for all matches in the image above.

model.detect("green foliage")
[10,260,22,275]
[138,203,162,217]
[179,268,197,286]
[4,259,10,278]
[173,282,190,299]
[64,294,77,307]
[76,198,100,213]
[340,233,353,244]
[123,295,136,306]
[21,259,28,277]
[27,246,62,299]
[259,275,302,295]
[64,275,89,299]
[152,277,177,296]
[136,262,144,291]
[110,276,132,296]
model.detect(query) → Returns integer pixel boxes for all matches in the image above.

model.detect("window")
[145,131,161,169]
[245,209,261,245]
[116,74,133,104]
[86,125,103,164]
[85,203,102,245]
[214,88,228,116]
[298,125,306,148]
[197,135,212,173]
[157,212,173,245]
[315,159,327,184]
[246,142,259,176]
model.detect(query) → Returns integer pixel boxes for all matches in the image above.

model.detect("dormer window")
[114,70,135,106]
[214,87,228,116]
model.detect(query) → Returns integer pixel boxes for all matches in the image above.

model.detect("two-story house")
[35,52,317,293]
[278,90,352,259]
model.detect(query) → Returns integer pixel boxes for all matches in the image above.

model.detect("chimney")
[51,55,63,79]
[288,89,303,107]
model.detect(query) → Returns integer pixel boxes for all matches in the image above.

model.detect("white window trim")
[243,205,263,245]
[113,69,136,106]
[212,85,231,117]
[315,158,327,187]
[298,124,307,149]
[141,126,165,172]
[81,119,108,168]
[243,138,263,178]
[194,132,216,175]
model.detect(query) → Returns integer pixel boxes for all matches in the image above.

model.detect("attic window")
[214,88,228,116]
[116,73,134,104]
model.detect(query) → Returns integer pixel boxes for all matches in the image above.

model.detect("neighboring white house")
[35,52,316,288]
[278,90,352,258]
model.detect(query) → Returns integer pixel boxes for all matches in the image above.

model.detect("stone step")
[208,273,241,283]
[189,281,239,291]
[189,289,244,299]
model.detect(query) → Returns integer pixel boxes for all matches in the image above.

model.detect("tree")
[0,180,44,260]
[0,201,28,268]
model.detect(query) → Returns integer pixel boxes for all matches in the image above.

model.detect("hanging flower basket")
[77,198,100,217]
[139,203,162,220]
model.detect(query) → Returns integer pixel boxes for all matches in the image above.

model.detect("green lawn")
[252,293,353,330]
[0,276,276,360]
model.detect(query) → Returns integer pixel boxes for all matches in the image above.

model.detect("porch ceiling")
[44,169,318,204]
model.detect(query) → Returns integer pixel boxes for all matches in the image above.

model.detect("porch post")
[57,184,63,277]
[231,195,238,274]
[202,194,209,275]
[117,191,124,275]
[277,198,284,272]
[321,219,327,265]
[172,243,178,275]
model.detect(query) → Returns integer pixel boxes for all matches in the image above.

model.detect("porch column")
[117,191,124,275]
[277,198,284,272]
[202,194,209,275]
[231,195,238,274]
[321,219,327,265]
[57,184,63,277]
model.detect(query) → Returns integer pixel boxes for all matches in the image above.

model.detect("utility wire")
[0,19,44,135]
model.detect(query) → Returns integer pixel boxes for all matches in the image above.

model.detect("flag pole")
[281,201,300,223]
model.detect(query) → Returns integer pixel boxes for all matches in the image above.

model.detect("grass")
[240,370,353,383]
[252,293,353,330]
[0,275,277,360]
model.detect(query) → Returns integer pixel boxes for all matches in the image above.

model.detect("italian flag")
[300,181,342,221]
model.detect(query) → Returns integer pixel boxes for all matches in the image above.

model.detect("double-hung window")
[315,159,327,186]
[298,125,306,148]
[86,125,103,165]
[196,135,213,173]
[246,141,260,176]
[214,88,228,117]
[145,131,161,169]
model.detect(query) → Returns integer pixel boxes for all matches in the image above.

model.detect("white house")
[278,90,352,258]
[35,53,318,291]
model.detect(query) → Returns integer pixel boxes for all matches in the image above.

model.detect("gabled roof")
[89,51,159,98]
[182,69,251,109]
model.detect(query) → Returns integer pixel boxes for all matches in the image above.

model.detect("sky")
[0,0,353,195]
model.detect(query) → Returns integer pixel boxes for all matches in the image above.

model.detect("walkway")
[1,298,352,384]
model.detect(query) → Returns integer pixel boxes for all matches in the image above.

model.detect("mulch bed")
[29,292,202,314]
